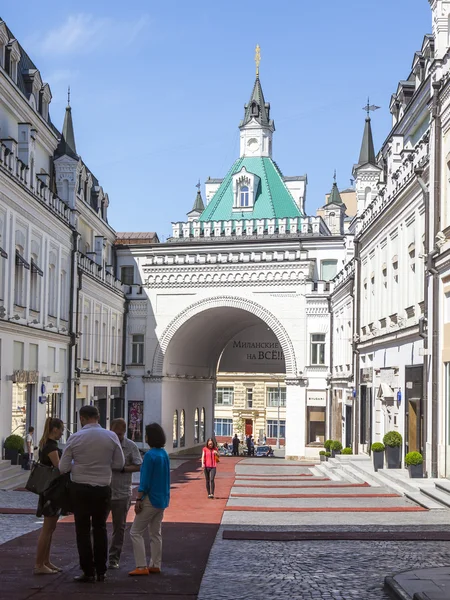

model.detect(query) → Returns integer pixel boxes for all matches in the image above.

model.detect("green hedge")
[319,450,327,455]
[342,447,353,455]
[331,441,343,451]
[324,439,334,450]
[405,451,423,466]
[383,431,402,448]
[371,442,385,452]
[4,434,24,452]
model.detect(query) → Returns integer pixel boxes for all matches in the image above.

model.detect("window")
[194,408,199,443]
[102,323,107,362]
[48,262,57,316]
[94,320,100,361]
[266,387,286,407]
[266,419,286,439]
[13,341,24,370]
[240,186,249,207]
[321,260,338,281]
[29,344,38,371]
[215,387,234,405]
[15,247,29,307]
[83,315,89,360]
[306,407,326,444]
[173,410,179,448]
[180,409,185,447]
[200,407,205,442]
[60,270,68,320]
[311,334,326,365]
[131,334,144,364]
[214,418,233,437]
[30,256,43,312]
[246,388,253,408]
[121,266,134,285]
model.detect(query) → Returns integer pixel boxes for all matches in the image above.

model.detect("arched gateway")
[116,61,351,459]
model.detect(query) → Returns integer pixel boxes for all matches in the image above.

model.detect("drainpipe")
[415,168,429,467]
[327,295,334,441]
[349,273,355,449]
[430,80,442,478]
[353,240,361,455]
[67,230,79,435]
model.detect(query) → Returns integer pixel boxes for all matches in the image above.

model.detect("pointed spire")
[192,188,205,213]
[328,173,343,205]
[357,116,376,167]
[55,87,78,159]
[240,46,273,130]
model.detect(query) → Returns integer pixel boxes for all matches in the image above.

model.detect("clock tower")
[239,45,275,158]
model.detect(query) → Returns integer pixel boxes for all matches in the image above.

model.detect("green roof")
[240,76,273,129]
[199,157,303,222]
[328,182,343,205]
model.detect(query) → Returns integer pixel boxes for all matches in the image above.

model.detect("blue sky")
[2,1,431,239]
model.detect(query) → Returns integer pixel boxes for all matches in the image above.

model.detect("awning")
[377,382,395,399]
[15,250,30,269]
[31,258,43,276]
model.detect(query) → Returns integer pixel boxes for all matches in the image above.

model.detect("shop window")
[266,419,285,439]
[214,418,233,437]
[200,407,205,442]
[306,407,326,444]
[173,410,179,448]
[180,409,185,447]
[194,408,199,443]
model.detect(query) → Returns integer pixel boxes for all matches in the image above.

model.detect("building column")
[285,378,306,458]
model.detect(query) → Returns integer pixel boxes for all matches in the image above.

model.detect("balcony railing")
[77,252,124,293]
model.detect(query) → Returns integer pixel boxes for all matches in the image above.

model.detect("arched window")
[48,262,56,316]
[200,407,206,442]
[240,186,249,207]
[180,409,185,447]
[364,187,371,207]
[173,410,178,448]
[194,408,199,444]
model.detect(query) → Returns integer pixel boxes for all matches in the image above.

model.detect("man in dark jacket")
[232,434,240,456]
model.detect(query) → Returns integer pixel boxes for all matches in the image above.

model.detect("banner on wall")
[127,401,144,443]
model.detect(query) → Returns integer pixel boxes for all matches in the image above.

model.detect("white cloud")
[30,13,150,56]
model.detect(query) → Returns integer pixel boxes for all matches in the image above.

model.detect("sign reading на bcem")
[218,324,285,374]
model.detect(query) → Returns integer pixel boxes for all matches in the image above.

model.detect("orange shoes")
[128,567,149,576]
[148,567,161,574]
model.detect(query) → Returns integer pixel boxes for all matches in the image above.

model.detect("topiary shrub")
[342,447,353,455]
[371,442,385,453]
[405,451,423,466]
[324,439,334,450]
[330,440,343,451]
[383,431,402,448]
[325,452,331,457]
[4,434,24,452]
[319,450,327,456]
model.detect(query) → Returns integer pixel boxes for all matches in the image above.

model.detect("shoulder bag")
[25,461,60,495]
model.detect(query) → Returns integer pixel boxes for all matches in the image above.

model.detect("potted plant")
[371,442,385,472]
[325,452,331,461]
[383,431,402,469]
[405,451,423,478]
[341,447,353,455]
[319,450,327,462]
[4,434,24,465]
[324,439,334,452]
[330,440,342,458]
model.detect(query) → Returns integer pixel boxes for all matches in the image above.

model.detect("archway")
[153,296,302,456]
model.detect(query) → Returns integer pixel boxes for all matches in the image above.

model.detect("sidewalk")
[0,456,240,600]
[386,567,450,599]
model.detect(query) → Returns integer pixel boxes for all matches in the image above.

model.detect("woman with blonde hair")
[34,417,64,575]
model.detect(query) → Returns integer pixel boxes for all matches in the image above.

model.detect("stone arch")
[152,295,297,377]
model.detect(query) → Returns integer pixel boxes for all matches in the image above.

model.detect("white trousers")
[129,497,165,568]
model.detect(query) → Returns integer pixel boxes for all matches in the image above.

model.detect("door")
[345,405,353,449]
[245,419,253,436]
[94,386,108,429]
[405,365,423,454]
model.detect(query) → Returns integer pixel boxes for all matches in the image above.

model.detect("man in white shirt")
[59,405,124,583]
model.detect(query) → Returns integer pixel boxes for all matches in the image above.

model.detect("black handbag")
[25,461,60,495]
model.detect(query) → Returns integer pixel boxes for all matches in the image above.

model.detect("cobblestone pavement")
[0,514,43,545]
[198,460,450,600]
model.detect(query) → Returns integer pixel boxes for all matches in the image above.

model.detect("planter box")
[385,445,401,469]
[320,455,325,462]
[373,451,384,472]
[331,450,341,458]
[4,449,20,465]
[408,463,423,478]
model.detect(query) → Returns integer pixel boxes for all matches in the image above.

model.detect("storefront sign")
[361,368,373,383]
[12,370,39,384]
[51,383,62,394]
[307,391,327,406]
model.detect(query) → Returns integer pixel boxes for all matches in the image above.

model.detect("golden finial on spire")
[255,44,261,77]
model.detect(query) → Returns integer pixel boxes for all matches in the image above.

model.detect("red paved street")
[0,457,240,600]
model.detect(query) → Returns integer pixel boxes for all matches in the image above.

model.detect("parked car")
[255,445,274,457]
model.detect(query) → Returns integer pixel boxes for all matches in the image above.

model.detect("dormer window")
[240,186,249,207]
[232,166,260,211]
[250,101,259,117]
[6,40,21,84]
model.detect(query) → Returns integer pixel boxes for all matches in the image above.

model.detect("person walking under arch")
[34,417,64,575]
[202,438,219,499]
[129,423,170,576]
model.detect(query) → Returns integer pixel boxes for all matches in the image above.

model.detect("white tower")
[430,0,450,59]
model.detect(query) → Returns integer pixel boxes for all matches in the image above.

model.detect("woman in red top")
[201,438,219,499]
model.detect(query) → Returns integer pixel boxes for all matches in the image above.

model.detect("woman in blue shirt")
[129,423,170,576]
